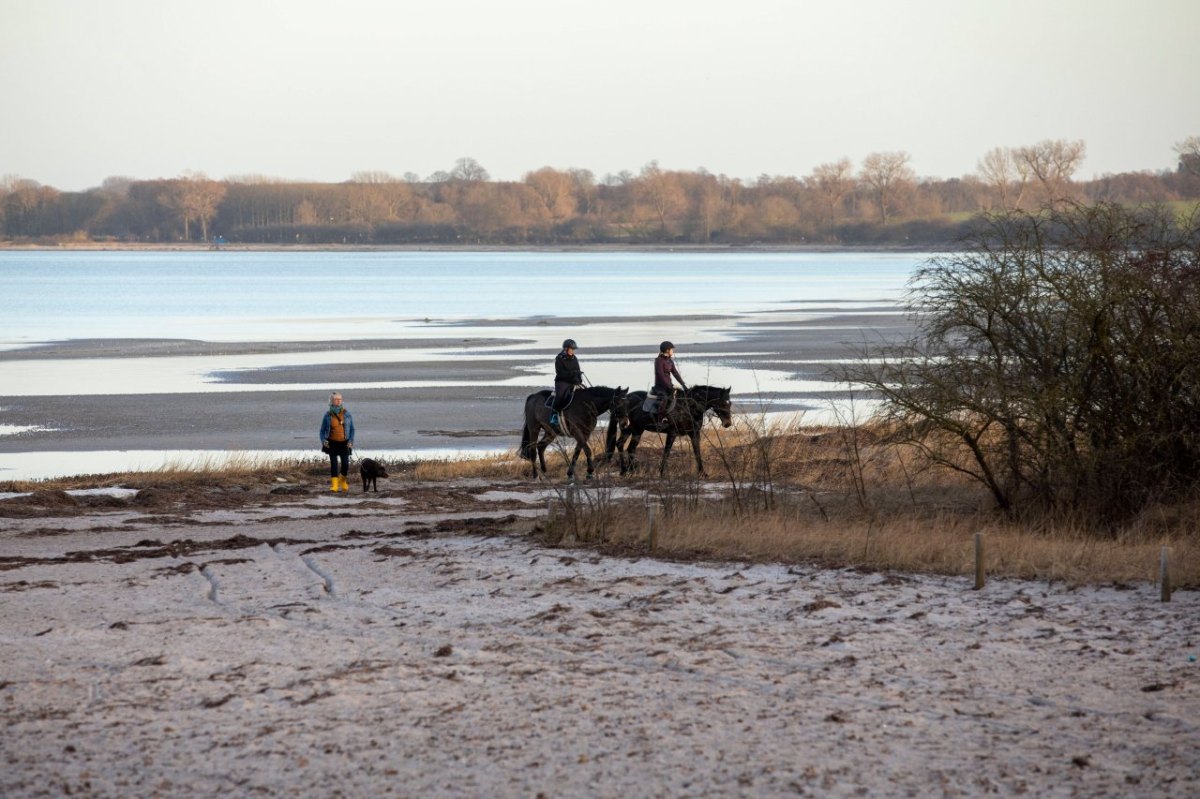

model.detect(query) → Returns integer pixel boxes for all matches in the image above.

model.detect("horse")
[606,385,733,477]
[520,385,629,481]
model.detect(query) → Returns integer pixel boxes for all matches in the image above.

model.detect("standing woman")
[319,391,355,492]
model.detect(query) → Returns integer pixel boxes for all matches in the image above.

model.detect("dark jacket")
[555,350,583,385]
[653,354,685,393]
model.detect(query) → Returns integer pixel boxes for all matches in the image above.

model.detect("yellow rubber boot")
[330,476,340,492]
[339,476,350,492]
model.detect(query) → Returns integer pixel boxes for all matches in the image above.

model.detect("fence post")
[973,532,985,590]
[1161,546,1172,603]
[647,503,658,550]
[561,485,578,544]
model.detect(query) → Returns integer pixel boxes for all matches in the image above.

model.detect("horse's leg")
[659,432,677,476]
[537,431,552,478]
[623,431,643,475]
[526,425,540,479]
[612,428,630,474]
[690,429,706,477]
[581,436,595,479]
[567,440,581,482]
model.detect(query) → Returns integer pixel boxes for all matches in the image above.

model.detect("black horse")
[521,385,629,481]
[606,385,733,476]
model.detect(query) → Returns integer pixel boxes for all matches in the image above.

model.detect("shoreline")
[0,241,943,254]
[0,312,912,479]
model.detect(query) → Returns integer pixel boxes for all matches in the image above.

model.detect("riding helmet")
[562,339,577,350]
[659,340,674,353]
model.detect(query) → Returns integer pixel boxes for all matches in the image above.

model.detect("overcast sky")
[2,0,1198,191]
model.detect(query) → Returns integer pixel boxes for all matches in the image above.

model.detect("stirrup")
[549,412,559,427]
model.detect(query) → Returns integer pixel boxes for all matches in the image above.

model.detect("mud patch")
[0,533,312,572]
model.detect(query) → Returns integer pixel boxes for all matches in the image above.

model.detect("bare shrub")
[840,202,1200,525]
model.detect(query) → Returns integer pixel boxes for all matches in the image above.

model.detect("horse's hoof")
[586,474,594,480]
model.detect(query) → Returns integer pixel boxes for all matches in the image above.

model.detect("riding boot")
[330,476,340,492]
[549,412,559,427]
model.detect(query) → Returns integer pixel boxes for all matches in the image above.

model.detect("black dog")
[359,458,389,492]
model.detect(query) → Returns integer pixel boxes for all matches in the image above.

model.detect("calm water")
[0,250,929,478]
[0,250,924,347]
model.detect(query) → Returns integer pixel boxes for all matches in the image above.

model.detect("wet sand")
[0,311,914,461]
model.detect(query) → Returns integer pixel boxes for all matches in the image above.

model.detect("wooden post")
[973,532,985,590]
[562,486,578,545]
[647,503,658,550]
[546,496,555,522]
[1161,546,1171,603]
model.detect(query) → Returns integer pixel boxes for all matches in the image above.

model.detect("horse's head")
[611,386,631,428]
[693,385,733,428]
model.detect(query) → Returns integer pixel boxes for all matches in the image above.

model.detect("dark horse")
[606,385,733,476]
[521,385,629,481]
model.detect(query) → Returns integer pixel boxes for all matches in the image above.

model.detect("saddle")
[545,388,575,411]
[643,391,677,415]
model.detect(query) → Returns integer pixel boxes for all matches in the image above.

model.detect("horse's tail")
[519,421,533,459]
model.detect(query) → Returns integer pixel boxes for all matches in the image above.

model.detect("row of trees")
[4,140,1199,246]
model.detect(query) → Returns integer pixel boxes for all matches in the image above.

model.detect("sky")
[2,0,1198,191]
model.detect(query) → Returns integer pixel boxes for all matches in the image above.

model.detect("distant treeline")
[4,142,1200,246]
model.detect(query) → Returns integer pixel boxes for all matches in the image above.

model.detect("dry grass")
[540,416,1200,588]
[6,421,1197,588]
[571,500,1199,588]
[0,453,322,493]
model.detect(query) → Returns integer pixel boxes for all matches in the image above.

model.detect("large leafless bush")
[841,203,1200,524]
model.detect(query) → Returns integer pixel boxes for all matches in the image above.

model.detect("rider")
[550,338,583,427]
[652,340,687,424]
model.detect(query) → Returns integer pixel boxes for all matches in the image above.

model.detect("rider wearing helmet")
[652,340,687,422]
[550,338,583,426]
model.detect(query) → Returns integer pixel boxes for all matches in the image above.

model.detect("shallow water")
[0,249,920,346]
[0,250,920,478]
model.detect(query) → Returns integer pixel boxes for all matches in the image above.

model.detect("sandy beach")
[1,478,1196,796]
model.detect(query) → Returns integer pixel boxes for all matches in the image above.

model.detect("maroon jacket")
[653,353,685,393]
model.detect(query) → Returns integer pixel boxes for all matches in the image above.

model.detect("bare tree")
[189,178,226,241]
[975,147,1030,210]
[524,167,577,223]
[569,168,597,216]
[635,161,687,236]
[159,173,226,240]
[350,170,398,184]
[98,176,134,198]
[450,157,490,183]
[859,151,915,224]
[1174,136,1200,177]
[347,172,414,223]
[1013,139,1086,205]
[808,158,854,226]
